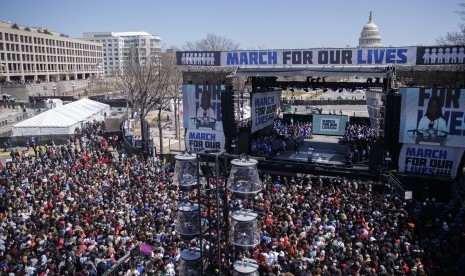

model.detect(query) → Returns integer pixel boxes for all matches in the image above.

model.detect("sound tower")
[383,92,402,169]
[221,85,236,152]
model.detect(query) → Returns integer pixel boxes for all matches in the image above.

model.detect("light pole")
[71,81,75,96]
[51,83,56,97]
[87,79,90,97]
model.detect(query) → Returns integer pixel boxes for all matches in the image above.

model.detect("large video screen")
[399,87,465,148]
[312,114,348,136]
[251,90,281,133]
[182,84,224,131]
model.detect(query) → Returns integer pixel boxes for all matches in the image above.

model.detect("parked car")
[0,94,16,102]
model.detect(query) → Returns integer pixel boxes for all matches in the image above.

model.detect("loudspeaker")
[237,131,250,155]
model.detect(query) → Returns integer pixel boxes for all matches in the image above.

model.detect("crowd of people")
[251,119,312,157]
[0,119,464,275]
[342,123,378,164]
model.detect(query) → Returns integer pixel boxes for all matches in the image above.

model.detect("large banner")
[182,84,224,131]
[185,129,225,152]
[399,144,465,178]
[176,47,421,67]
[399,87,465,148]
[365,90,384,134]
[251,90,281,133]
[312,114,348,136]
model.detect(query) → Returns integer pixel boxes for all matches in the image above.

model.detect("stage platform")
[254,134,372,178]
[273,135,347,165]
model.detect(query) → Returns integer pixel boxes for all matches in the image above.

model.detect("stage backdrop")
[399,87,465,148]
[251,90,281,133]
[398,144,464,178]
[182,84,225,152]
[312,114,348,136]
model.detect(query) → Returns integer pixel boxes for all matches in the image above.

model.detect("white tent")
[12,98,110,136]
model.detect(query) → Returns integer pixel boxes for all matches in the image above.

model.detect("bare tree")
[182,33,240,51]
[437,3,465,45]
[115,47,178,154]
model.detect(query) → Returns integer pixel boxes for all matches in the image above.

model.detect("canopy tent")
[12,98,110,136]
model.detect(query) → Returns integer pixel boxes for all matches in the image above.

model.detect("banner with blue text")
[185,129,225,152]
[176,47,427,67]
[399,87,465,148]
[251,90,281,133]
[182,84,224,131]
[398,144,464,178]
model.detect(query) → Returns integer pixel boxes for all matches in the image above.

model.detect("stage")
[272,135,347,165]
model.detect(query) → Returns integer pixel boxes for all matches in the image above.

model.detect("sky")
[1,0,463,50]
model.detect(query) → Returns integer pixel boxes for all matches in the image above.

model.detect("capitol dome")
[358,12,382,47]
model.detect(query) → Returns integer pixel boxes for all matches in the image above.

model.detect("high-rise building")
[83,31,161,76]
[358,12,382,48]
[0,21,103,83]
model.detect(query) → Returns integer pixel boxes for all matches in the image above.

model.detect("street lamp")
[51,83,56,97]
[87,79,91,96]
[71,81,75,95]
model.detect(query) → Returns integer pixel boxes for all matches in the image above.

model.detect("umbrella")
[140,243,153,256]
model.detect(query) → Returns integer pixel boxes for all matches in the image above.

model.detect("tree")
[437,3,465,45]
[115,48,180,155]
[182,33,240,51]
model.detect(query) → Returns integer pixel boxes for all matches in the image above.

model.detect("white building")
[83,31,161,76]
[358,12,382,48]
[0,21,103,83]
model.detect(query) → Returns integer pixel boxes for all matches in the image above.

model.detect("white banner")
[185,129,225,153]
[251,90,281,133]
[182,84,223,131]
[398,144,465,178]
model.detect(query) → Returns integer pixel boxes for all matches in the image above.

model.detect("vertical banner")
[182,84,224,131]
[399,87,465,147]
[365,90,384,133]
[398,144,464,178]
[312,114,348,135]
[182,84,225,153]
[251,90,281,133]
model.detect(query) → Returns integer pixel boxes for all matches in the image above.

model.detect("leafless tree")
[437,3,465,45]
[115,48,180,154]
[182,33,240,51]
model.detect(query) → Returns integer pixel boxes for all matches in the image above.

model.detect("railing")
[102,245,141,276]
[383,171,405,196]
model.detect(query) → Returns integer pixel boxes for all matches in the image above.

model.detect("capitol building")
[358,12,382,47]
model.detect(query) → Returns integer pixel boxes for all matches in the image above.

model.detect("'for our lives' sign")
[185,129,225,153]
[398,144,464,178]
[251,90,281,133]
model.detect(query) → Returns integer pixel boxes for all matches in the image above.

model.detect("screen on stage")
[312,114,348,136]
[251,90,281,133]
[182,84,224,131]
[398,144,464,178]
[399,87,465,148]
